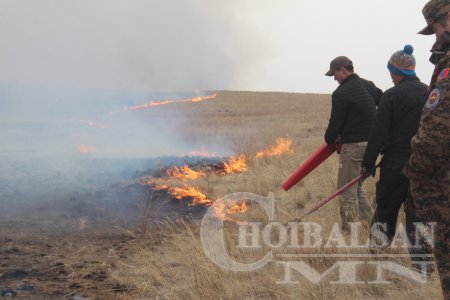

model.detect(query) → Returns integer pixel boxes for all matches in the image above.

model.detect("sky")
[0,0,436,94]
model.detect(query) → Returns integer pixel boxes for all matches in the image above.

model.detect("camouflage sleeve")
[404,78,450,180]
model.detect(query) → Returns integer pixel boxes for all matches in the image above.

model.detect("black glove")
[335,136,342,154]
[361,165,376,178]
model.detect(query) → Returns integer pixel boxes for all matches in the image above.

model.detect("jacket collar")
[340,73,360,85]
[398,76,420,85]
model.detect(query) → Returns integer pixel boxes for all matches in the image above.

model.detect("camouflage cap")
[325,56,353,76]
[419,0,450,35]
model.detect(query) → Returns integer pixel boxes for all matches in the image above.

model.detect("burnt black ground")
[0,156,217,234]
[0,156,214,299]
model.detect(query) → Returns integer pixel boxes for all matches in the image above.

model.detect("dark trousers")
[371,165,433,264]
[372,165,409,239]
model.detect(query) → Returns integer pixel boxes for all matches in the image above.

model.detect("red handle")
[282,143,336,191]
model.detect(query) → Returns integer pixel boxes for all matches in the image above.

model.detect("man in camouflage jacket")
[404,0,450,298]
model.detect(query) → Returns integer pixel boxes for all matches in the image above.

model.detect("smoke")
[0,82,229,232]
[0,0,265,91]
[0,84,229,158]
[0,0,266,158]
[0,1,266,232]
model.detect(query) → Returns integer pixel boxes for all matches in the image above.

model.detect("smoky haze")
[0,1,436,94]
[0,0,264,92]
[0,0,265,158]
[0,2,255,226]
[0,0,261,159]
[0,84,229,158]
[0,83,228,232]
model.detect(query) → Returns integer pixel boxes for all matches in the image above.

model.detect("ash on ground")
[0,155,219,235]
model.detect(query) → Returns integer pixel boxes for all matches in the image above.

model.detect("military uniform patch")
[425,88,441,109]
[437,68,450,80]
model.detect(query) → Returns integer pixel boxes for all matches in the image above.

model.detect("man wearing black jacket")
[325,56,382,231]
[361,45,428,249]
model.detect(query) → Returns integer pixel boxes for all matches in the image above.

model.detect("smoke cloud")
[0,0,268,158]
[0,1,266,229]
[0,0,265,92]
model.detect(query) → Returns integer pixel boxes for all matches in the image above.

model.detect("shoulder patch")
[437,68,450,80]
[425,88,441,109]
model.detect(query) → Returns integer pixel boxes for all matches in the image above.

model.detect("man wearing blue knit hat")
[387,45,417,77]
[361,46,431,265]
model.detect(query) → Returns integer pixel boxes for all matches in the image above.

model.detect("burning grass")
[166,165,206,181]
[255,136,294,159]
[139,136,295,223]
[155,184,212,207]
[2,91,443,299]
[116,91,442,299]
[125,93,217,111]
[222,154,248,174]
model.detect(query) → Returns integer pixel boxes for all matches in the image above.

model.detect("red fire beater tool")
[282,143,336,191]
[295,170,374,221]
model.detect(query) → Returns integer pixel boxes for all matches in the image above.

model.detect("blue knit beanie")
[387,45,416,77]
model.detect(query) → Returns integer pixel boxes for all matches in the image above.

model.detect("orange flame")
[153,184,170,190]
[151,183,248,221]
[223,154,247,174]
[126,93,217,111]
[166,165,205,181]
[225,201,248,214]
[255,137,293,159]
[156,184,212,206]
[76,145,97,153]
[211,197,248,221]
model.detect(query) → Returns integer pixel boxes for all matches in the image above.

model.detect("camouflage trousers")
[338,142,374,231]
[410,174,450,300]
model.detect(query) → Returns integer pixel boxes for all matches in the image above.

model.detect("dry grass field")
[114,91,443,299]
[0,91,443,299]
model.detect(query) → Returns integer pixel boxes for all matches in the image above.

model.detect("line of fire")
[75,92,294,223]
